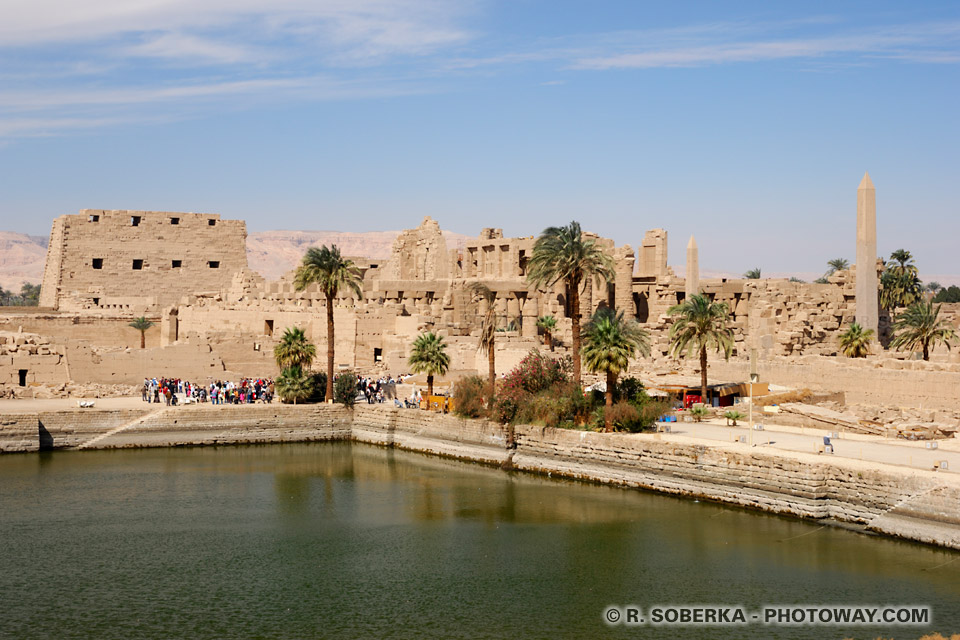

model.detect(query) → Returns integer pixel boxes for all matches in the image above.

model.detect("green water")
[1,443,958,640]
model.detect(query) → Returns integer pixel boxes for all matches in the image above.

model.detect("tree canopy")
[526,221,614,385]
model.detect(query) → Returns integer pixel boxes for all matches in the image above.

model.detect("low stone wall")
[510,425,959,548]
[112,405,352,448]
[39,409,150,449]
[0,415,43,452]
[1,404,958,549]
[351,405,509,465]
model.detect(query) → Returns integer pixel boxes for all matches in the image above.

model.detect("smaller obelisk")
[855,172,878,334]
[685,235,699,299]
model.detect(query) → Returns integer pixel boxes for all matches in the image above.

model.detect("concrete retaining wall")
[1,404,958,550]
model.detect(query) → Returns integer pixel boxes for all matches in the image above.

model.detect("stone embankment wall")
[1,404,958,549]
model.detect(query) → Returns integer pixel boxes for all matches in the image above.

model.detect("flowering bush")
[493,350,573,424]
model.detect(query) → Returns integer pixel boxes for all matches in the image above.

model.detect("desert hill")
[0,229,475,289]
[0,232,49,292]
[246,229,473,281]
[3,229,958,291]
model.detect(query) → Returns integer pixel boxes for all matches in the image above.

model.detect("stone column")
[685,235,699,299]
[855,172,878,334]
[614,245,635,316]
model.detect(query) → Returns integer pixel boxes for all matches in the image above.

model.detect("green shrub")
[723,410,743,426]
[334,374,357,407]
[690,405,710,422]
[276,366,313,404]
[309,372,327,402]
[512,382,590,428]
[493,349,571,424]
[616,377,648,404]
[453,375,488,418]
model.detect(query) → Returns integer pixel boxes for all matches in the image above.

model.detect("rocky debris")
[0,331,62,356]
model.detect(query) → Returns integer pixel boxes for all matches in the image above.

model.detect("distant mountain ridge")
[0,229,475,290]
[245,229,473,281]
[3,230,958,292]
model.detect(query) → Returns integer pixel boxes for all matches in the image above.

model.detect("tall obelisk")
[855,172,878,333]
[685,235,699,299]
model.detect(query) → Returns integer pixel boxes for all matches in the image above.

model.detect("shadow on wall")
[39,421,53,451]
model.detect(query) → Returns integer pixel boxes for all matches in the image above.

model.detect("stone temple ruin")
[2,175,960,414]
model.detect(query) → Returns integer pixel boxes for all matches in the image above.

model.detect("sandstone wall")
[0,332,68,386]
[39,210,248,314]
[0,314,161,349]
[706,357,960,411]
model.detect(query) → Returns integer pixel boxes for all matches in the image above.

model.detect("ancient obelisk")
[685,235,699,299]
[855,172,878,333]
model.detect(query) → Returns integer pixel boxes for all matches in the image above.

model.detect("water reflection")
[1,442,958,640]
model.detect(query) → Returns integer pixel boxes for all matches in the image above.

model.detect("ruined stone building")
[39,209,248,314]
[5,175,960,407]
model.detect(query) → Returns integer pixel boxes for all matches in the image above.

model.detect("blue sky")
[0,0,958,276]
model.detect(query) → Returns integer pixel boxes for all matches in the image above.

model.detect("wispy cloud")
[2,7,958,140]
[573,24,960,69]
[0,0,474,138]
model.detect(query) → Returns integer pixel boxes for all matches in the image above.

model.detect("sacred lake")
[2,442,958,639]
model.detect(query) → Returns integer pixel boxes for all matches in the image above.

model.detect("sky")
[0,0,958,276]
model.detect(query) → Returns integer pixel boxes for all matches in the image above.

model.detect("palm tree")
[273,327,316,370]
[408,331,450,398]
[536,315,557,351]
[926,282,943,294]
[582,308,650,432]
[275,366,313,404]
[468,282,497,407]
[743,268,761,279]
[527,221,614,385]
[890,300,957,361]
[838,322,874,358]
[826,258,849,275]
[128,316,154,349]
[294,245,363,402]
[667,294,734,403]
[880,249,922,310]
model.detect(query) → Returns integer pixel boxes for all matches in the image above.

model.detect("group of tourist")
[356,374,397,404]
[141,377,275,405]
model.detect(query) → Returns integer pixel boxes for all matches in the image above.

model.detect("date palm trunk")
[700,345,708,405]
[604,370,615,432]
[570,275,582,385]
[488,342,496,408]
[326,292,335,401]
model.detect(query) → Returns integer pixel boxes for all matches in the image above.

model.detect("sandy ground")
[0,396,149,413]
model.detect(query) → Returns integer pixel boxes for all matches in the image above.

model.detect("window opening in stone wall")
[374,347,383,362]
[132,259,144,270]
[88,214,99,222]
[172,260,182,268]
[92,258,103,269]
[208,219,216,226]
[92,297,99,306]
[170,217,180,225]
[208,261,220,269]
[18,370,27,387]
[264,319,274,336]
[131,216,141,226]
